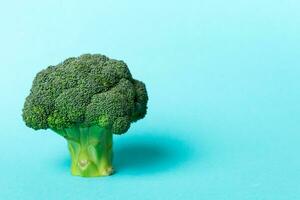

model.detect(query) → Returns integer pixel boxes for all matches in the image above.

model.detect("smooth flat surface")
[0,1,300,199]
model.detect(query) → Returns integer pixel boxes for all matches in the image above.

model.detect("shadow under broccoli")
[22,54,148,177]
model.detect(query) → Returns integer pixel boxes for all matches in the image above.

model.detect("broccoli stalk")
[54,126,113,177]
[22,54,148,177]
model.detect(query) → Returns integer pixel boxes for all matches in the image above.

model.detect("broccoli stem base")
[55,125,113,177]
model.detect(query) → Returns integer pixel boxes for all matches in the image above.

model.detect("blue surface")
[1,0,300,199]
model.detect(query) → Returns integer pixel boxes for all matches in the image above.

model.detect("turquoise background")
[1,0,300,199]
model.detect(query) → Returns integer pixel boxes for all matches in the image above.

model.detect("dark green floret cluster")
[22,54,148,134]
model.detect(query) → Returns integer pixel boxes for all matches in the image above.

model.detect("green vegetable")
[22,54,148,177]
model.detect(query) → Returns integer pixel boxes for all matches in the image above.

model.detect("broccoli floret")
[22,54,148,177]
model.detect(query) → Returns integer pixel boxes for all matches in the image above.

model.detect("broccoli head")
[22,54,148,177]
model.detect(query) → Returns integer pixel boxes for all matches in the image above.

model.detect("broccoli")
[22,54,148,177]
